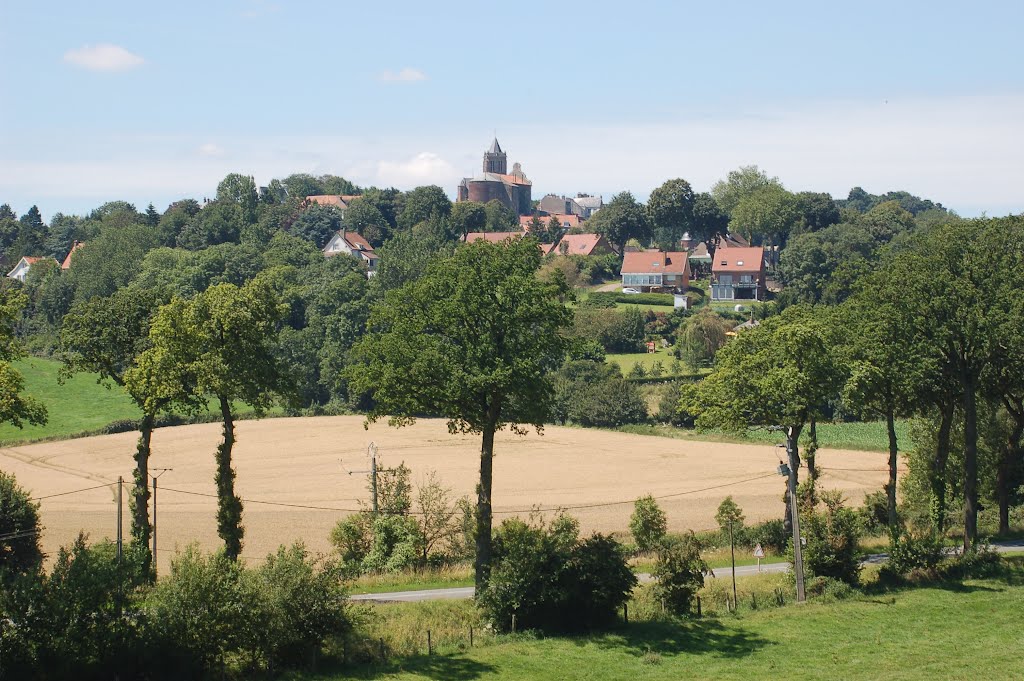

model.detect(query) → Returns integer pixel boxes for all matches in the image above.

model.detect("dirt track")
[0,416,890,573]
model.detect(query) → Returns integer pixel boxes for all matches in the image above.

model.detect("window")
[737,260,745,266]
[719,274,733,285]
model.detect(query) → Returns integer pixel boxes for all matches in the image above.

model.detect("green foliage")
[0,471,43,579]
[398,185,452,231]
[370,227,455,294]
[677,308,730,369]
[798,490,862,586]
[483,199,518,232]
[630,495,668,552]
[362,514,422,574]
[344,198,392,247]
[647,178,695,250]
[291,204,343,248]
[0,287,47,429]
[652,532,709,616]
[588,191,652,253]
[573,306,645,353]
[330,513,374,568]
[711,165,782,215]
[728,184,799,246]
[881,531,946,579]
[176,200,246,250]
[714,496,745,533]
[449,201,487,238]
[552,359,648,427]
[68,223,162,302]
[478,515,637,633]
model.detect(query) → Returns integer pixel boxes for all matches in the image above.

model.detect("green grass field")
[606,349,682,376]
[335,564,1024,680]
[0,357,142,445]
[620,420,911,454]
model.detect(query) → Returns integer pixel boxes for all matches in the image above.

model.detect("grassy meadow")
[332,562,1024,680]
[0,357,141,445]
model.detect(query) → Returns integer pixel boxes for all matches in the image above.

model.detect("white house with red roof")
[710,246,766,301]
[7,256,56,282]
[620,250,690,292]
[323,230,378,277]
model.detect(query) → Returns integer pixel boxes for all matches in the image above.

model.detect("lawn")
[606,349,682,376]
[614,302,678,314]
[0,357,142,445]
[335,567,1024,680]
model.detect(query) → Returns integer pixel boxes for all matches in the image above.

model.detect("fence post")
[379,638,386,662]
[624,602,629,624]
[469,626,474,647]
[427,629,432,655]
[512,614,517,633]
[696,595,702,617]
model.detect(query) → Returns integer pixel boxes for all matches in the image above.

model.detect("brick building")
[456,139,532,215]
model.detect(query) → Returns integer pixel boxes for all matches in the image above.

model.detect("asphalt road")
[349,540,1024,603]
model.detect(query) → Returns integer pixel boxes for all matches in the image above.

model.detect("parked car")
[622,287,640,294]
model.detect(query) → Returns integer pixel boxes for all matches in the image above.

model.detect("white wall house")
[6,256,52,282]
[322,230,378,277]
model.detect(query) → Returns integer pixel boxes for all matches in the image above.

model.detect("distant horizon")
[3,1,1022,221]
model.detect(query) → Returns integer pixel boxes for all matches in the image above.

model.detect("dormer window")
[720,260,727,265]
[737,260,744,266]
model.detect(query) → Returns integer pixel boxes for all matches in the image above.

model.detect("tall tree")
[589,191,652,254]
[711,165,781,215]
[131,280,287,560]
[483,200,517,232]
[290,204,343,249]
[216,173,259,223]
[344,198,392,247]
[647,178,696,251]
[0,288,47,428]
[398,186,452,232]
[728,184,799,248]
[347,237,572,591]
[690,192,729,247]
[61,288,179,571]
[449,202,488,239]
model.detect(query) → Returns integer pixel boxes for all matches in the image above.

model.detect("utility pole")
[782,430,807,602]
[151,468,172,578]
[342,442,379,515]
[729,518,737,607]
[116,476,123,561]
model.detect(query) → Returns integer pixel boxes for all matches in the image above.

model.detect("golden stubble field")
[0,416,890,573]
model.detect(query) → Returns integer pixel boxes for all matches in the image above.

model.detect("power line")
[29,482,115,501]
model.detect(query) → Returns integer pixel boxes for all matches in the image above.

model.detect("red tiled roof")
[521,213,581,229]
[620,250,690,275]
[552,233,606,256]
[304,195,354,210]
[342,230,374,253]
[61,241,85,270]
[465,231,528,244]
[712,246,764,273]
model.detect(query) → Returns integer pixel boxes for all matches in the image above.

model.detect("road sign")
[753,544,765,558]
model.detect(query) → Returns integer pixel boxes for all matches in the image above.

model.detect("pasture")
[1,416,890,574]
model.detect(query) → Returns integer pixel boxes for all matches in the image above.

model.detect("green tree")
[158,199,201,246]
[793,192,840,233]
[347,237,572,590]
[711,165,781,215]
[343,198,391,247]
[290,204,342,249]
[62,288,180,567]
[681,305,844,488]
[216,173,259,223]
[449,201,487,239]
[677,308,730,369]
[0,203,20,253]
[397,185,452,231]
[130,281,288,559]
[483,199,518,232]
[589,191,652,254]
[0,471,43,579]
[67,223,162,302]
[14,205,47,258]
[648,178,696,251]
[690,192,730,248]
[653,532,708,616]
[176,200,245,249]
[728,184,799,247]
[630,495,667,552]
[0,288,46,429]
[715,496,745,533]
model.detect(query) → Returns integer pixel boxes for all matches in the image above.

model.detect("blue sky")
[2,0,1023,218]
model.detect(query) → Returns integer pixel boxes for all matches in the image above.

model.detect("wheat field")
[0,416,891,573]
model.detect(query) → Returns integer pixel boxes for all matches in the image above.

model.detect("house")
[550,233,616,257]
[303,194,362,218]
[322,230,378,276]
[620,250,690,292]
[537,194,584,217]
[519,213,581,231]
[61,241,85,270]
[7,256,55,282]
[710,246,766,301]
[573,194,603,218]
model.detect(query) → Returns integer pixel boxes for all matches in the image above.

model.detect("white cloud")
[198,143,226,158]
[378,68,428,83]
[376,152,456,187]
[63,44,145,72]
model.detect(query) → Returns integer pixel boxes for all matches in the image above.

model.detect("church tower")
[483,138,507,175]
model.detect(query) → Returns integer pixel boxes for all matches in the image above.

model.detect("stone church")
[456,139,532,215]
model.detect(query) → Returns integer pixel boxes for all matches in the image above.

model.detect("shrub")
[883,531,946,577]
[746,519,788,554]
[798,490,862,586]
[249,543,350,671]
[478,515,636,633]
[859,489,891,535]
[0,471,43,580]
[652,532,708,616]
[630,495,668,552]
[361,514,421,574]
[715,496,745,534]
[628,362,647,379]
[330,513,373,570]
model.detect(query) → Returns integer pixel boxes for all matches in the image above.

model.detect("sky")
[2,0,1023,219]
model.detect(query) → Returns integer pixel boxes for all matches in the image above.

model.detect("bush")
[715,496,745,534]
[0,471,43,580]
[361,514,421,574]
[478,515,636,633]
[630,495,668,552]
[798,490,862,586]
[883,531,946,577]
[859,489,891,535]
[249,543,350,671]
[652,532,709,616]
[746,519,788,555]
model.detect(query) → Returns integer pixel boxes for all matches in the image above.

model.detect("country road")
[349,540,1024,603]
